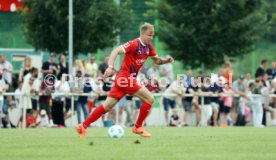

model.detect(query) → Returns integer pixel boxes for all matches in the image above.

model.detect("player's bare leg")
[132,87,154,138]
[75,97,118,138]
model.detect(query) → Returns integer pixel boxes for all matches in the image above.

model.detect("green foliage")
[21,0,132,54]
[147,0,274,69]
[262,0,276,42]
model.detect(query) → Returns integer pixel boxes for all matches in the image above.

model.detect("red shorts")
[108,75,141,100]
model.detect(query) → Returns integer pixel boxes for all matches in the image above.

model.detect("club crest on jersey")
[137,44,150,56]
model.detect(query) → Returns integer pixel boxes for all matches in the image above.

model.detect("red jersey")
[119,38,156,77]
[108,38,157,99]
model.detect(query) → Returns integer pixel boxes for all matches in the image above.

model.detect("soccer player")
[75,22,173,138]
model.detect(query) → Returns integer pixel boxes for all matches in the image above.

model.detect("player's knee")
[103,102,115,111]
[146,95,154,104]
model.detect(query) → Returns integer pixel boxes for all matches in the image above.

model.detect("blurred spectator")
[57,54,68,80]
[21,77,35,112]
[18,56,32,82]
[20,77,37,127]
[169,109,180,127]
[146,77,160,93]
[220,60,234,84]
[248,81,264,127]
[219,83,234,127]
[14,81,23,127]
[0,54,13,112]
[232,75,247,97]
[266,61,276,81]
[125,95,134,126]
[93,76,107,126]
[243,72,254,91]
[70,71,91,124]
[36,109,50,128]
[160,55,174,87]
[14,81,23,109]
[147,63,159,79]
[118,96,127,127]
[198,78,213,126]
[0,68,8,128]
[73,60,85,77]
[163,80,185,125]
[87,78,96,113]
[23,67,38,83]
[231,75,247,125]
[271,77,276,108]
[255,59,267,80]
[86,56,98,78]
[52,74,70,127]
[0,54,13,88]
[39,78,54,126]
[263,73,271,89]
[77,74,93,123]
[98,56,109,77]
[41,53,59,78]
[181,77,201,126]
[26,110,36,128]
[81,59,89,76]
[197,70,204,82]
[23,67,40,114]
[260,80,275,126]
[209,77,223,126]
[184,70,193,86]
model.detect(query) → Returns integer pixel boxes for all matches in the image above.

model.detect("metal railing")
[1,92,275,128]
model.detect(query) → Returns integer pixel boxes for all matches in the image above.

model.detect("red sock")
[83,105,106,128]
[135,102,152,128]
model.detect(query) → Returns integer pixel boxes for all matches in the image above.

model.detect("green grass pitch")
[0,127,276,160]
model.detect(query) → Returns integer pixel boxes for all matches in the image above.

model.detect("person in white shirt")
[15,82,23,127]
[23,67,40,113]
[36,109,50,128]
[21,77,34,110]
[0,68,8,128]
[163,79,185,125]
[260,80,276,125]
[147,63,159,79]
[52,74,70,127]
[248,81,264,127]
[0,54,13,86]
[160,55,174,88]
[0,55,13,118]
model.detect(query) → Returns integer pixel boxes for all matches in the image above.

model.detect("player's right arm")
[104,46,124,78]
[104,41,134,78]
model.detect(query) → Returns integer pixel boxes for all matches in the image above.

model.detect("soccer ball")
[108,125,124,138]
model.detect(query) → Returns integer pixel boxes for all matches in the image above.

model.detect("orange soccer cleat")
[75,123,87,138]
[132,126,151,138]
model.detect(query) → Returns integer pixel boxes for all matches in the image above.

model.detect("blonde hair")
[23,56,32,68]
[224,60,232,68]
[140,22,154,34]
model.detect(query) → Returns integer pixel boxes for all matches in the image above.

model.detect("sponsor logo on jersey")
[136,59,146,65]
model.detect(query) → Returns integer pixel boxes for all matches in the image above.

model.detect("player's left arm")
[151,56,174,65]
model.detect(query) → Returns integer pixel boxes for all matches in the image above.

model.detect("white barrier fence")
[1,92,276,128]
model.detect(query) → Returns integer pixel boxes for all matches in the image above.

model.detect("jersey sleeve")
[121,40,135,54]
[149,43,157,57]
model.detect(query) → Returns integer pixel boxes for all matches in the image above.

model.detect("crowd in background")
[0,53,275,128]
